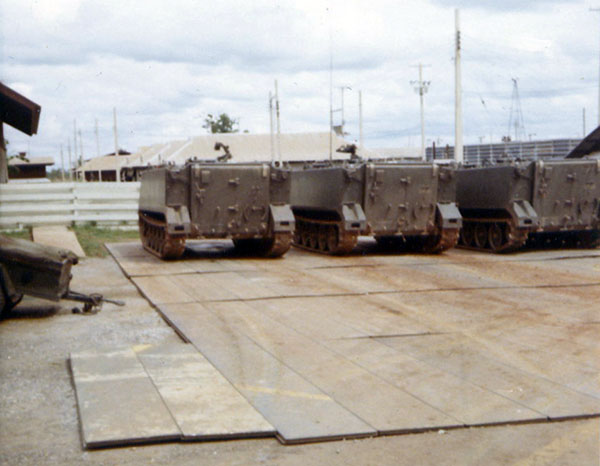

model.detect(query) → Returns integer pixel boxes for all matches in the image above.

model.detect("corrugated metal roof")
[8,156,54,166]
[76,155,133,172]
[372,147,421,159]
[124,132,377,167]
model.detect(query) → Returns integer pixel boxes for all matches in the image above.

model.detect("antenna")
[411,63,431,160]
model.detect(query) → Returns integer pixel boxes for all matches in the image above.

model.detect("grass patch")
[71,225,139,257]
[0,229,32,240]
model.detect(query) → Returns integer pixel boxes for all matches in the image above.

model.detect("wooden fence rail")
[0,182,140,229]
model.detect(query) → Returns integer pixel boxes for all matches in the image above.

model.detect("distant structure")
[76,149,131,182]
[120,132,376,181]
[371,147,422,160]
[8,153,54,180]
[426,138,581,164]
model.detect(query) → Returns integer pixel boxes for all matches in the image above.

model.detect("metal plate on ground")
[70,347,181,449]
[134,343,275,440]
[193,300,463,433]
[107,242,600,445]
[158,303,377,444]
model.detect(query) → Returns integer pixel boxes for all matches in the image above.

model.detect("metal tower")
[507,78,526,141]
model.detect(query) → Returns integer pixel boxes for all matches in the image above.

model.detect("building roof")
[123,132,377,168]
[76,154,134,173]
[372,147,422,159]
[0,82,42,135]
[566,125,600,158]
[8,156,54,166]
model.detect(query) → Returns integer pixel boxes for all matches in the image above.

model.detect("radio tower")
[507,78,525,141]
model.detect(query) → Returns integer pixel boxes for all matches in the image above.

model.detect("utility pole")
[113,107,120,183]
[583,107,587,137]
[454,9,463,164]
[60,144,65,181]
[328,7,333,161]
[411,63,431,160]
[274,80,282,164]
[358,90,364,149]
[78,129,83,166]
[95,118,100,158]
[73,119,78,176]
[591,8,600,125]
[67,139,73,181]
[269,91,275,162]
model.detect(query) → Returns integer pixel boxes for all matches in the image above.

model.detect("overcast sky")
[1,0,598,166]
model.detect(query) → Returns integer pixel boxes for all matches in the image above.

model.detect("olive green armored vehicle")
[456,159,600,252]
[288,159,462,254]
[138,160,295,259]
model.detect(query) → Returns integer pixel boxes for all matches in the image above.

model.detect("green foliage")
[0,229,32,240]
[71,225,139,257]
[203,113,239,134]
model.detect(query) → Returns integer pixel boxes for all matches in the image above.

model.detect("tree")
[203,113,239,134]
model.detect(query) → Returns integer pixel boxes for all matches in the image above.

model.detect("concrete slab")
[33,225,86,257]
[134,343,275,440]
[69,347,181,448]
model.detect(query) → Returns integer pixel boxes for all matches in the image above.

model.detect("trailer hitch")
[65,291,125,315]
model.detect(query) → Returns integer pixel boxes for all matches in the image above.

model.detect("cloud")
[1,0,597,164]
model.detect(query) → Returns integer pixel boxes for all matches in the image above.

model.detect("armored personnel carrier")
[456,159,600,252]
[288,159,462,254]
[138,160,295,259]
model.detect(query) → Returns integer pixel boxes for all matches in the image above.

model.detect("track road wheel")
[461,222,475,247]
[474,223,488,249]
[488,223,506,252]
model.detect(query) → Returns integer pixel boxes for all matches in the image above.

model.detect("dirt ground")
[1,254,599,465]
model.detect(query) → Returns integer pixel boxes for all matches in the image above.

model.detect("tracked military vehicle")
[456,159,600,252]
[138,158,295,259]
[288,159,462,254]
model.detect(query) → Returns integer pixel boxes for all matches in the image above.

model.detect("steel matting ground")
[106,240,600,445]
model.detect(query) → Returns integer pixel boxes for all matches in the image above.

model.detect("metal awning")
[566,125,600,158]
[0,82,42,136]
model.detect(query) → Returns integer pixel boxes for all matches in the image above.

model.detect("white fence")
[0,182,140,229]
